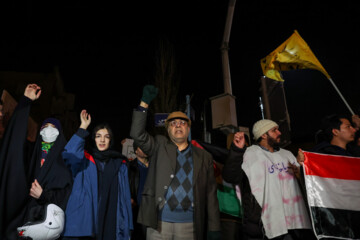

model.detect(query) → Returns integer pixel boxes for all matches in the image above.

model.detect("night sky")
[1,1,360,148]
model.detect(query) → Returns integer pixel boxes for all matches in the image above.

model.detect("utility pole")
[221,0,236,95]
[210,0,238,135]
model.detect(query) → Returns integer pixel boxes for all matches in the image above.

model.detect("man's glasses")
[169,120,187,127]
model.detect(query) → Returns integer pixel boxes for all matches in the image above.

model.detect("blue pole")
[186,95,191,141]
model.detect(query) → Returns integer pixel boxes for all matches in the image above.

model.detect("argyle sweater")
[161,146,194,222]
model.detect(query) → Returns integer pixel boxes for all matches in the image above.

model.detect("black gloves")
[141,85,158,104]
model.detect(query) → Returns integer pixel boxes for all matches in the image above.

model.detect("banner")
[261,30,330,81]
[154,113,169,127]
[303,151,360,239]
[121,138,136,160]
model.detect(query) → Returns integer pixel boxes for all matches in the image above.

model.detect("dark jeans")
[131,222,147,240]
[221,219,242,240]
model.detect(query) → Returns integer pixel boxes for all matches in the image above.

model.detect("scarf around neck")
[92,148,125,162]
[91,148,133,239]
[41,141,54,153]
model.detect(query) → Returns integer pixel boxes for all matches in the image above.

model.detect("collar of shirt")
[258,144,280,152]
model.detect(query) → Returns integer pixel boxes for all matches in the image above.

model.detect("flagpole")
[327,78,355,115]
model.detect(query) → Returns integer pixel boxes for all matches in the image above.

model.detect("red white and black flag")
[303,151,360,239]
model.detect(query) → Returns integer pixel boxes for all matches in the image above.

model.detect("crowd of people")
[0,83,359,240]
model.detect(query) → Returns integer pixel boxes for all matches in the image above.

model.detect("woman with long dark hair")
[62,110,132,240]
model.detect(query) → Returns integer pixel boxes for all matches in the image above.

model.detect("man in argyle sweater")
[130,85,221,240]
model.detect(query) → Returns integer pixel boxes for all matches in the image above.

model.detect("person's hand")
[80,109,91,130]
[233,132,246,149]
[296,148,304,166]
[352,115,360,131]
[131,198,137,207]
[288,162,300,179]
[141,85,158,105]
[29,179,43,199]
[24,84,41,101]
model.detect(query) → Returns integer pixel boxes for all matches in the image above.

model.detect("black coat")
[312,141,360,157]
[128,158,147,240]
[0,96,72,240]
[128,158,141,206]
[222,143,263,237]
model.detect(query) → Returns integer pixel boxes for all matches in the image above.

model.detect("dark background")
[1,1,360,149]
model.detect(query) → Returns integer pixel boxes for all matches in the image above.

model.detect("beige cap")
[165,111,191,128]
[252,119,278,140]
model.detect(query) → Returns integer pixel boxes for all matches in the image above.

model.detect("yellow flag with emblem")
[260,30,330,81]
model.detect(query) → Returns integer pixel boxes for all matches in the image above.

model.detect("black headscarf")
[92,148,124,162]
[25,124,73,215]
[90,126,130,240]
[0,96,72,240]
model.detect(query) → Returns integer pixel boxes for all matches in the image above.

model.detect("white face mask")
[40,126,59,143]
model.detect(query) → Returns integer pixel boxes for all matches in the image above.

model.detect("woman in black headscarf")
[62,110,132,240]
[0,83,73,240]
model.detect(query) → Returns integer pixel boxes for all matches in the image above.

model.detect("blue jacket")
[62,129,133,239]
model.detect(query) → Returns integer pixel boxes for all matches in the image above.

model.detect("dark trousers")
[131,222,147,240]
[221,219,242,240]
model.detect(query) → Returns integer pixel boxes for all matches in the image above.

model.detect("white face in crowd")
[95,128,111,151]
[167,119,190,144]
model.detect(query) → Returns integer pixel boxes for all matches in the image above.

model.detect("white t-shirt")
[242,145,311,239]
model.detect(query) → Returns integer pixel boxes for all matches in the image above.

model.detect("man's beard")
[267,134,281,148]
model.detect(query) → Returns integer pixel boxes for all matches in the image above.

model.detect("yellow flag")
[260,30,330,81]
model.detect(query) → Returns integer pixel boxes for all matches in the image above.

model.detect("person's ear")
[332,128,339,137]
[261,133,267,141]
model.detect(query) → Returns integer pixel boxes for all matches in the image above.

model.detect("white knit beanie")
[252,119,279,140]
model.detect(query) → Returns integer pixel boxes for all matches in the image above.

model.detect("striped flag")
[303,151,360,239]
[215,178,242,218]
